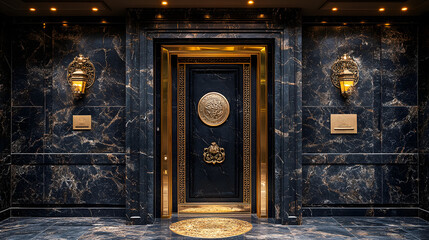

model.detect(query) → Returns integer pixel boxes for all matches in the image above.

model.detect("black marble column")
[126,8,303,225]
[418,20,429,220]
[0,16,11,221]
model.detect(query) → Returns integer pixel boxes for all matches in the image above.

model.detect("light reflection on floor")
[0,215,428,239]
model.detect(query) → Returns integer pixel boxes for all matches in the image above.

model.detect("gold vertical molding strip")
[177,64,186,204]
[160,47,172,218]
[257,48,268,218]
[243,64,251,204]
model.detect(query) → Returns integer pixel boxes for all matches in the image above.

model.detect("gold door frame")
[160,45,268,218]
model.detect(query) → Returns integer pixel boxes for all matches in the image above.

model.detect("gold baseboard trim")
[178,203,251,214]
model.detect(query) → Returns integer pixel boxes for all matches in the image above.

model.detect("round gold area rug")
[169,218,253,239]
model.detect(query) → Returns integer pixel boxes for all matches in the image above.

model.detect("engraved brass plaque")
[198,92,230,127]
[73,115,91,130]
[330,114,357,134]
[203,142,225,164]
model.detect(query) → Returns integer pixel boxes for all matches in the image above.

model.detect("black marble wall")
[0,16,11,220]
[302,24,420,215]
[9,22,126,217]
[419,21,429,218]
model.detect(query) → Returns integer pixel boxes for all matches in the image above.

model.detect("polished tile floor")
[0,216,428,239]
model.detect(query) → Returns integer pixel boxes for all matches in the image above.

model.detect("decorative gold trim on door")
[160,45,268,218]
[160,47,173,218]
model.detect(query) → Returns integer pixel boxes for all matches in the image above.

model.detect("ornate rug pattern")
[169,217,253,239]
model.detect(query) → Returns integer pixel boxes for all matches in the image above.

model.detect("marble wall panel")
[381,106,418,153]
[302,107,374,153]
[302,26,379,107]
[0,17,11,217]
[381,26,418,107]
[420,154,429,211]
[44,165,125,205]
[303,165,382,205]
[8,23,127,216]
[11,26,50,107]
[11,107,44,153]
[46,107,125,153]
[0,157,10,210]
[11,165,44,205]
[302,23,420,212]
[51,25,125,108]
[419,23,429,214]
[382,164,418,204]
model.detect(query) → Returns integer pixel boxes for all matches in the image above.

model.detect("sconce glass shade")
[331,54,359,98]
[70,69,88,98]
[67,54,95,100]
[339,68,355,97]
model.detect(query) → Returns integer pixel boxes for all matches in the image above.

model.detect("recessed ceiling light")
[162,1,168,5]
[332,7,338,11]
[379,8,385,12]
[29,8,36,12]
[92,7,99,12]
[50,7,57,12]
[248,0,254,5]
[401,7,408,11]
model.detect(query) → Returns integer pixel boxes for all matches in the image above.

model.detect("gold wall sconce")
[67,54,95,99]
[331,54,359,98]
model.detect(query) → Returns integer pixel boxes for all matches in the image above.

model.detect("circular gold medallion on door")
[197,92,230,126]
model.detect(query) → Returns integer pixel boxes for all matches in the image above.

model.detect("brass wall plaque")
[330,114,357,134]
[203,142,225,164]
[73,115,91,130]
[197,92,230,127]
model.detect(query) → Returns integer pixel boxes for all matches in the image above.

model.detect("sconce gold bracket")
[331,54,359,89]
[67,54,96,88]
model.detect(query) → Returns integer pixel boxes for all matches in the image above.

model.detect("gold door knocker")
[203,142,225,164]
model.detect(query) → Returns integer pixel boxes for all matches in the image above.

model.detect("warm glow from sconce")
[401,7,408,11]
[379,8,385,12]
[162,1,168,5]
[321,21,327,24]
[332,7,338,11]
[50,7,57,12]
[343,23,347,25]
[29,8,36,12]
[385,23,391,26]
[92,7,99,12]
[67,54,95,100]
[248,0,254,5]
[258,14,265,18]
[331,54,359,98]
[101,20,108,24]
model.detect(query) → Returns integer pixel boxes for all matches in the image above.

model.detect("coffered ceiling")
[0,0,428,16]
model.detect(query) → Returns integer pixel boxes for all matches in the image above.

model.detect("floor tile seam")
[340,225,360,239]
[74,226,94,240]
[29,223,55,240]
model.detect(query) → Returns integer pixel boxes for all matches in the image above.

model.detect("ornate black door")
[173,57,255,214]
